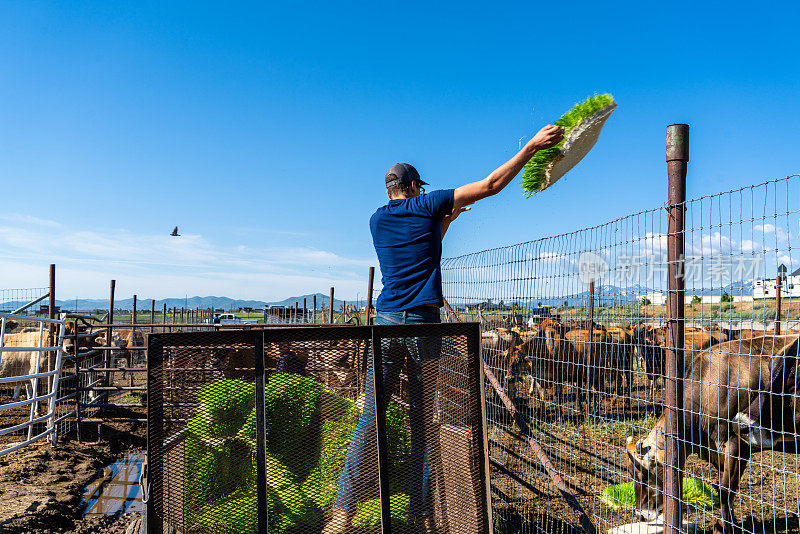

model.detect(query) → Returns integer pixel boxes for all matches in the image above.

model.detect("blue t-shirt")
[370,189,455,311]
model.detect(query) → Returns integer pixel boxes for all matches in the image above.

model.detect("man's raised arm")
[452,124,564,212]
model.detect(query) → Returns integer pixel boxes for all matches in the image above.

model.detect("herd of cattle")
[482,318,800,534]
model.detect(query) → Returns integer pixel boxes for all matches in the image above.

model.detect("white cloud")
[754,223,790,241]
[740,240,767,253]
[0,215,375,300]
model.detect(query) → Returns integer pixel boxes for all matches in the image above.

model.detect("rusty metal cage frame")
[146,322,490,534]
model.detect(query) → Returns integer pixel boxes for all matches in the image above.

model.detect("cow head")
[62,321,106,353]
[734,337,799,449]
[626,420,666,521]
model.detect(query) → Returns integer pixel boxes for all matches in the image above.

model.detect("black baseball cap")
[385,163,429,189]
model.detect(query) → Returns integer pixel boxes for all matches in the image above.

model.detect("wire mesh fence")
[0,287,49,314]
[441,174,800,534]
[146,324,488,533]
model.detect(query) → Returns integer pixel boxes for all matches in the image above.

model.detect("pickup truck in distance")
[209,313,258,325]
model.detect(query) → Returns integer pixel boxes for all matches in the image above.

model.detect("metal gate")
[146,323,489,533]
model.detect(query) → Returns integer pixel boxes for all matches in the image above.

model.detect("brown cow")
[627,335,799,534]
[734,335,800,450]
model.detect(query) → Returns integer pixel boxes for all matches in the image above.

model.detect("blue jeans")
[333,306,441,517]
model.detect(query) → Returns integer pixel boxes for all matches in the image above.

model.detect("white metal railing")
[0,311,67,456]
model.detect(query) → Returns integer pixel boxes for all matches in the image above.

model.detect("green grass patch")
[118,390,146,404]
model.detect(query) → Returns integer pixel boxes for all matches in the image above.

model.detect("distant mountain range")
[452,281,757,309]
[0,293,351,312]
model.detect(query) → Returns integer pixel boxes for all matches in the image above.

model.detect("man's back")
[370,189,454,311]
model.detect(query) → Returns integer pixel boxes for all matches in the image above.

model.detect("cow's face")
[734,374,799,449]
[734,339,799,449]
[626,435,664,521]
[62,321,105,353]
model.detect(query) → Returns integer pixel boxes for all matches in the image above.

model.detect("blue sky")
[1,1,798,301]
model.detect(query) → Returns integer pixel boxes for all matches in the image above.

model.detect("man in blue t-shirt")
[324,124,563,533]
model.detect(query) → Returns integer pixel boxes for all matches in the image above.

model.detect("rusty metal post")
[150,300,155,332]
[181,307,185,323]
[367,266,375,325]
[74,317,82,442]
[362,266,376,388]
[295,302,299,324]
[303,298,307,324]
[586,279,595,419]
[105,279,115,425]
[329,287,335,324]
[47,264,56,393]
[48,264,56,321]
[665,123,688,534]
[162,303,167,324]
[312,295,317,324]
[776,265,786,335]
[130,294,137,388]
[172,307,176,324]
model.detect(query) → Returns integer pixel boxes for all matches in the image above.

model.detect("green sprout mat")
[181,374,411,533]
[522,93,616,196]
[599,478,720,511]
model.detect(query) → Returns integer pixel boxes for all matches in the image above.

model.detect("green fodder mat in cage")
[599,478,720,511]
[181,374,411,533]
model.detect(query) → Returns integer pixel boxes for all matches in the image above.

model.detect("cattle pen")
[0,125,798,534]
[441,127,800,534]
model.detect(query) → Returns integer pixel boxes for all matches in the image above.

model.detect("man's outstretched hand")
[528,124,564,151]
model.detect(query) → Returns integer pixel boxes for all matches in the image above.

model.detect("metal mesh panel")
[148,324,487,534]
[148,330,261,533]
[373,322,489,534]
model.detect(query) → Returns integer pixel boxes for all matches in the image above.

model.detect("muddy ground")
[0,416,145,534]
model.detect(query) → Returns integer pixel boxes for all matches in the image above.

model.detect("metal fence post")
[329,287,335,324]
[48,264,56,321]
[371,327,392,534]
[74,318,82,442]
[48,264,56,391]
[162,303,167,324]
[303,298,307,324]
[131,294,137,388]
[776,264,786,335]
[313,295,317,324]
[665,123,688,534]
[367,266,375,325]
[104,279,116,432]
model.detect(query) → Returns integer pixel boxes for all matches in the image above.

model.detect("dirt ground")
[488,382,800,534]
[0,420,145,534]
